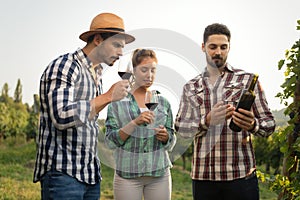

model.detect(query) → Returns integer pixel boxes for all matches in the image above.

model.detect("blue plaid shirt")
[33,48,102,184]
[105,93,176,178]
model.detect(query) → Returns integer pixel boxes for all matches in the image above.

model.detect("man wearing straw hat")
[33,12,135,199]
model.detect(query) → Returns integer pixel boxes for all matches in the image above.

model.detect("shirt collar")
[225,64,234,72]
[75,48,103,72]
[203,63,234,77]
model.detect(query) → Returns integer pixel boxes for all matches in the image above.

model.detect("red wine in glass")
[145,102,158,111]
[118,55,133,101]
[118,72,132,80]
[118,56,133,80]
[145,90,159,111]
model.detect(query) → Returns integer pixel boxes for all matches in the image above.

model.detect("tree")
[254,134,283,174]
[274,19,300,200]
[0,82,29,141]
[0,102,9,140]
[32,94,40,113]
[14,79,22,103]
[0,83,12,103]
[25,106,39,141]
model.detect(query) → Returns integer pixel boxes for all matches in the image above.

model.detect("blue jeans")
[41,170,101,200]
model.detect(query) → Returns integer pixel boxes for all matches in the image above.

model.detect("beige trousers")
[113,168,171,200]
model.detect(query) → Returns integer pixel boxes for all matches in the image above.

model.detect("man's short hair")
[203,23,231,44]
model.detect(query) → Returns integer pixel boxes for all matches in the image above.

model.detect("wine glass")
[145,90,159,111]
[118,55,133,101]
[118,56,133,81]
[144,90,159,129]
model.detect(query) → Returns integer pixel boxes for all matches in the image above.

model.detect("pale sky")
[1,0,299,117]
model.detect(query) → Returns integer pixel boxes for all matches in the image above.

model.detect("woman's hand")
[133,111,155,126]
[154,125,169,143]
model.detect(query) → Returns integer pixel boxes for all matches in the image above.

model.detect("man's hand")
[231,108,256,131]
[89,80,129,118]
[206,102,235,126]
[108,80,130,102]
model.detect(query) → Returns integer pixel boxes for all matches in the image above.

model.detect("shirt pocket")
[188,89,204,108]
[223,82,244,105]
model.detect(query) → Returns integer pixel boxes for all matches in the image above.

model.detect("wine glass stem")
[128,80,133,88]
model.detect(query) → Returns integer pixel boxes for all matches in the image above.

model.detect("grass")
[0,139,40,200]
[0,140,277,200]
[92,154,194,200]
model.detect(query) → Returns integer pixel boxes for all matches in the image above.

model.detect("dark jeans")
[41,170,101,200]
[192,171,259,200]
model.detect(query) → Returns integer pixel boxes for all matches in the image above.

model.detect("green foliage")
[25,113,38,140]
[0,140,40,200]
[14,78,22,103]
[0,103,9,136]
[254,130,283,174]
[269,173,300,200]
[274,19,300,200]
[276,38,300,106]
[272,108,289,127]
[0,82,38,141]
[0,83,12,103]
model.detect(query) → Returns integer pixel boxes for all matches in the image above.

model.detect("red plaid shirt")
[175,64,275,181]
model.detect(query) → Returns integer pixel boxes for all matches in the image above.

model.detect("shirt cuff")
[200,114,209,131]
[249,118,259,133]
[163,132,176,150]
[115,131,126,146]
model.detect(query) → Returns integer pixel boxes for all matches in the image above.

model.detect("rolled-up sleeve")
[105,103,126,149]
[43,57,91,131]
[175,82,205,138]
[251,81,276,137]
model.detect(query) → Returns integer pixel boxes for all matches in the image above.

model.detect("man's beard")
[207,55,226,68]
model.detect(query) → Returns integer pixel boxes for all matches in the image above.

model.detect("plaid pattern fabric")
[105,93,176,178]
[33,48,102,184]
[175,64,275,181]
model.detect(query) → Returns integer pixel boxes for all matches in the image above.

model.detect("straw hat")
[79,13,135,44]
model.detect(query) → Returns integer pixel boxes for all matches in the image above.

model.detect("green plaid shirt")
[105,92,176,178]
